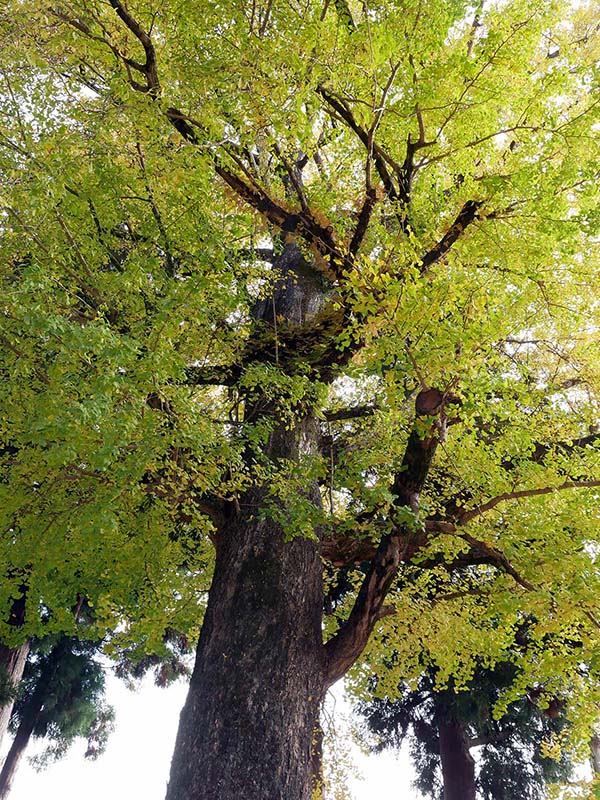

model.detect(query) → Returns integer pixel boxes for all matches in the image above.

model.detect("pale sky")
[3,675,420,800]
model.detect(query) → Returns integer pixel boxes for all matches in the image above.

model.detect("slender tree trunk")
[0,592,29,750]
[438,716,476,800]
[0,701,37,800]
[0,639,66,798]
[166,242,329,800]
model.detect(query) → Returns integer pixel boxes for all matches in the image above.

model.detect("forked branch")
[323,389,447,686]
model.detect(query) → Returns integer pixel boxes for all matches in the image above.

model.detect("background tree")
[1,2,600,799]
[0,636,114,799]
[357,662,574,800]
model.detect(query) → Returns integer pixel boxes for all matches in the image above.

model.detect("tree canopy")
[1,0,600,797]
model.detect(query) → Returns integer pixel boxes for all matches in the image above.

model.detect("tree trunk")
[165,436,325,800]
[0,653,54,800]
[0,638,66,798]
[166,242,328,800]
[0,701,37,800]
[0,591,29,750]
[438,717,476,800]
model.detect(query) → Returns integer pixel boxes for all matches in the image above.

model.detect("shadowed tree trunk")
[164,235,444,799]
[0,592,29,750]
[0,696,39,800]
[437,708,477,800]
[166,243,328,800]
[165,471,326,800]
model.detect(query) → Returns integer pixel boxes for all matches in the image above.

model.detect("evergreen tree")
[0,637,113,799]
[358,663,573,800]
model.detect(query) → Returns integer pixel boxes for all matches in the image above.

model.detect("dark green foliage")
[9,637,114,768]
[357,663,573,800]
[113,628,191,688]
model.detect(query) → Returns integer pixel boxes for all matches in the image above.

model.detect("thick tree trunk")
[0,592,29,750]
[438,717,476,800]
[0,643,29,750]
[165,437,325,800]
[166,242,328,800]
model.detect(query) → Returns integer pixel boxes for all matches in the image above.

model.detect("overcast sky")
[3,675,419,800]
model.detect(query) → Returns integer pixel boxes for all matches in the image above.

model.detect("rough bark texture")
[0,644,29,752]
[165,480,325,800]
[0,592,29,750]
[167,421,323,800]
[166,243,328,800]
[438,716,477,800]
[165,241,450,799]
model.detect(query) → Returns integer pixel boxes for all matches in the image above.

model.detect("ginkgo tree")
[1,1,600,798]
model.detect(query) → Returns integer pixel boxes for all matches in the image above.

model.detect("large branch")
[322,389,447,687]
[321,518,532,590]
[107,0,159,91]
[420,200,482,272]
[321,429,600,591]
[185,300,348,386]
[524,432,600,465]
[317,85,407,207]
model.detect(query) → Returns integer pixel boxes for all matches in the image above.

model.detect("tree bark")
[166,243,328,800]
[165,426,326,800]
[164,238,448,799]
[0,639,68,798]
[0,646,58,799]
[0,592,29,750]
[438,716,476,800]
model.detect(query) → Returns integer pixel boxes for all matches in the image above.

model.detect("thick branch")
[108,0,159,91]
[323,390,446,686]
[456,531,534,590]
[527,433,600,465]
[185,300,347,386]
[349,187,377,256]
[317,85,402,203]
[420,200,482,272]
[322,403,379,422]
[57,9,344,274]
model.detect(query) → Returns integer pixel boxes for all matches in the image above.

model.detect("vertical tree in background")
[358,663,574,800]
[0,637,113,799]
[1,2,600,798]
